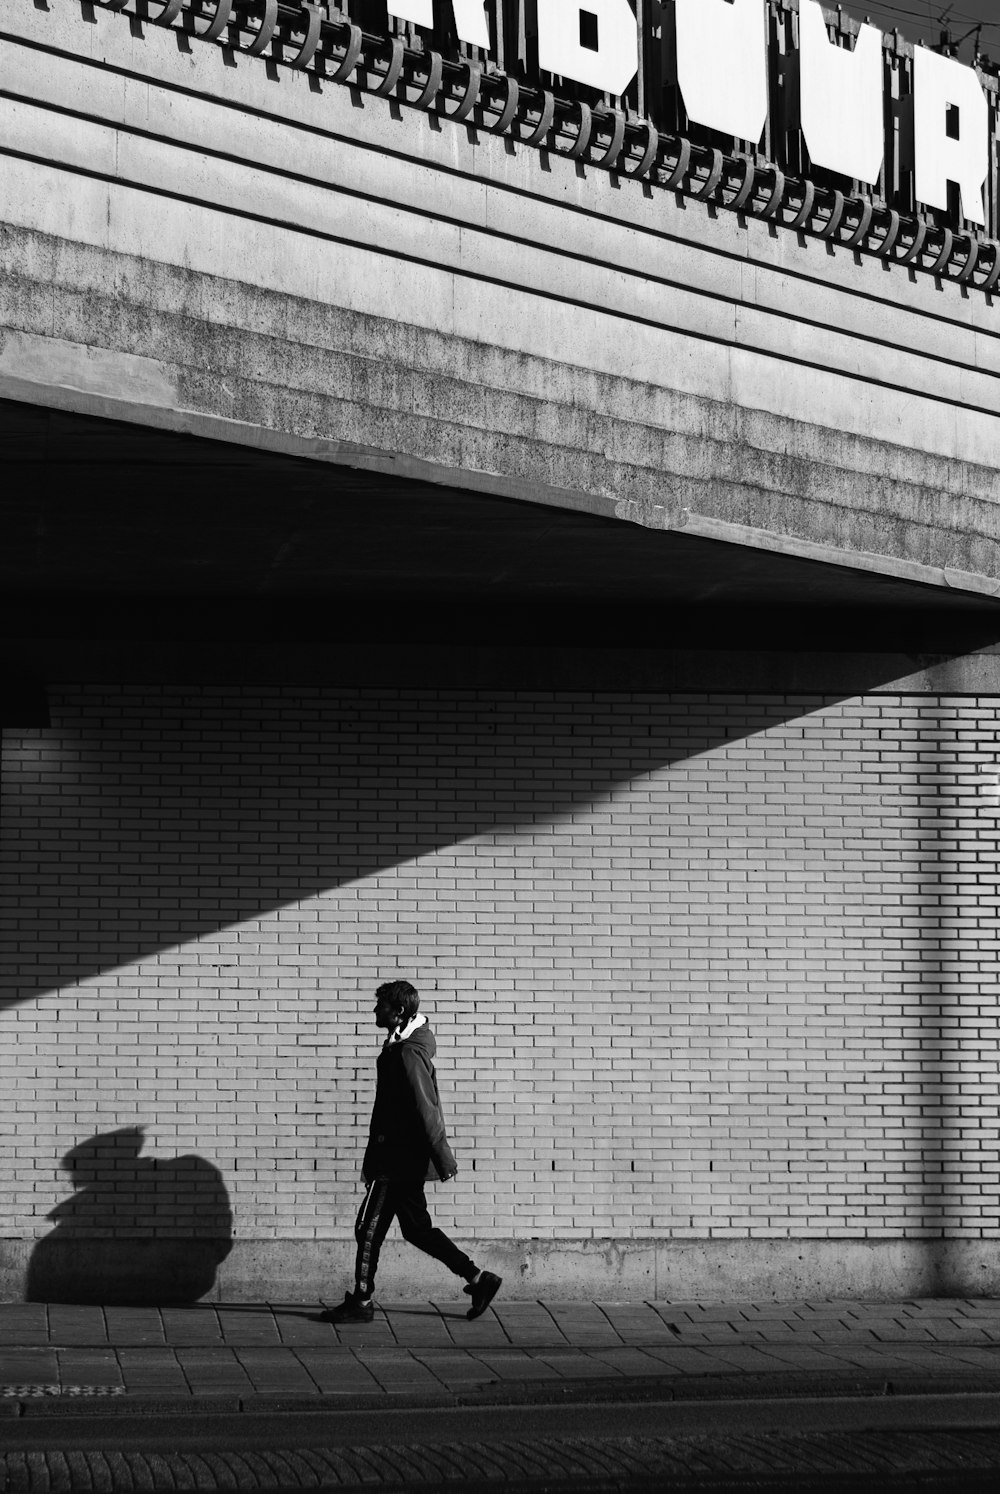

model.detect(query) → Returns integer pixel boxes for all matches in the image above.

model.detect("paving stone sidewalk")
[4,1428,1000,1493]
[0,1298,999,1404]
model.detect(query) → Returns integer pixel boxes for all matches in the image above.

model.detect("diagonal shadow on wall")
[0,685,863,1009]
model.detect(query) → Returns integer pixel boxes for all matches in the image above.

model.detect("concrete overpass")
[3,0,1000,700]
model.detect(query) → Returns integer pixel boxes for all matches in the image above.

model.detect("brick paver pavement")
[2,1428,1000,1492]
[0,1298,997,1403]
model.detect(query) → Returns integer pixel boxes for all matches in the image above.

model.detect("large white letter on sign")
[675,0,768,144]
[799,1,884,185]
[914,47,988,225]
[387,0,491,50]
[536,0,638,97]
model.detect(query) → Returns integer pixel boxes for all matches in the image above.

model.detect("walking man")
[323,980,502,1323]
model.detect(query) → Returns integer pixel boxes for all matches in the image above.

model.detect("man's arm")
[400,1048,457,1179]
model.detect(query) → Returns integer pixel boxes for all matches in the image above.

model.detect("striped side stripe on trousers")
[355,1179,389,1297]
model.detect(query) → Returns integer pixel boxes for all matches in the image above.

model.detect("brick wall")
[1,685,998,1266]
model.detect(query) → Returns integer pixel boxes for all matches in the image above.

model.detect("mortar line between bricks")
[382,1310,402,1348]
[536,1302,571,1345]
[591,1302,626,1341]
[176,1353,196,1395]
[290,1349,327,1393]
[409,1356,456,1392]
[482,1313,514,1348]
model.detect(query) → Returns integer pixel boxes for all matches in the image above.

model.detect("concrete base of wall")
[2,1238,998,1305]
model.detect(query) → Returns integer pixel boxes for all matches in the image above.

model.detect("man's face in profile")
[374,993,398,1029]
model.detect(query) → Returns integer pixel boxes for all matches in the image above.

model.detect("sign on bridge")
[81,0,1000,290]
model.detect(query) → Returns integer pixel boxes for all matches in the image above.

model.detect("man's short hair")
[376,980,419,1022]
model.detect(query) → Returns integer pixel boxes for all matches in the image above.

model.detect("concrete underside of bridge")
[3,4,1000,1303]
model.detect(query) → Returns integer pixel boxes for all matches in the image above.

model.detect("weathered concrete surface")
[220,1239,1000,1302]
[1,4,1000,595]
[2,1237,998,1303]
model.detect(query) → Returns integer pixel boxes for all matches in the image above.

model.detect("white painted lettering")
[675,0,768,144]
[386,0,491,51]
[799,1,884,186]
[451,0,491,50]
[386,0,433,31]
[914,46,988,225]
[536,0,638,97]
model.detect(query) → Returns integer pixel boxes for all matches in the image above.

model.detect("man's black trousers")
[354,1179,476,1298]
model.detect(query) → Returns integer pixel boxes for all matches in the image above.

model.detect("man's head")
[374,980,419,1031]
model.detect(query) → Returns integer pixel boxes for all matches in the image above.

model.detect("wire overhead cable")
[845,1,1000,48]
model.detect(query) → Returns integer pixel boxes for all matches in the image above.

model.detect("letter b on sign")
[387,0,491,49]
[537,0,639,96]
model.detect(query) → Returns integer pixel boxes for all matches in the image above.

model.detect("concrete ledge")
[206,1236,1000,1303]
[3,1238,998,1303]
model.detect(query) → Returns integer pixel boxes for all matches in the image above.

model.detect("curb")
[318,1478,1000,1494]
[6,1368,1000,1417]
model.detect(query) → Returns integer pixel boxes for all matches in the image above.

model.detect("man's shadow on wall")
[26,1127,233,1306]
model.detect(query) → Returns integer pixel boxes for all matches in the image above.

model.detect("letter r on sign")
[914,47,988,226]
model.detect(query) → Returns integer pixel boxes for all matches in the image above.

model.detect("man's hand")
[441,1167,458,1181]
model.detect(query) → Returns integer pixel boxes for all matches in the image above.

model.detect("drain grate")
[0,1384,126,1397]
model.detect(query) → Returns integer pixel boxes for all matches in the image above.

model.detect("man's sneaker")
[463,1270,502,1320]
[319,1291,375,1324]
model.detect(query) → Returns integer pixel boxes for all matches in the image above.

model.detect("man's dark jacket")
[363,1022,457,1184]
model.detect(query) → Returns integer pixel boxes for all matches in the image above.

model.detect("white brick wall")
[1,685,998,1246]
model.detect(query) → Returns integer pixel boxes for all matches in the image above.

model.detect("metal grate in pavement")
[0,1384,126,1397]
